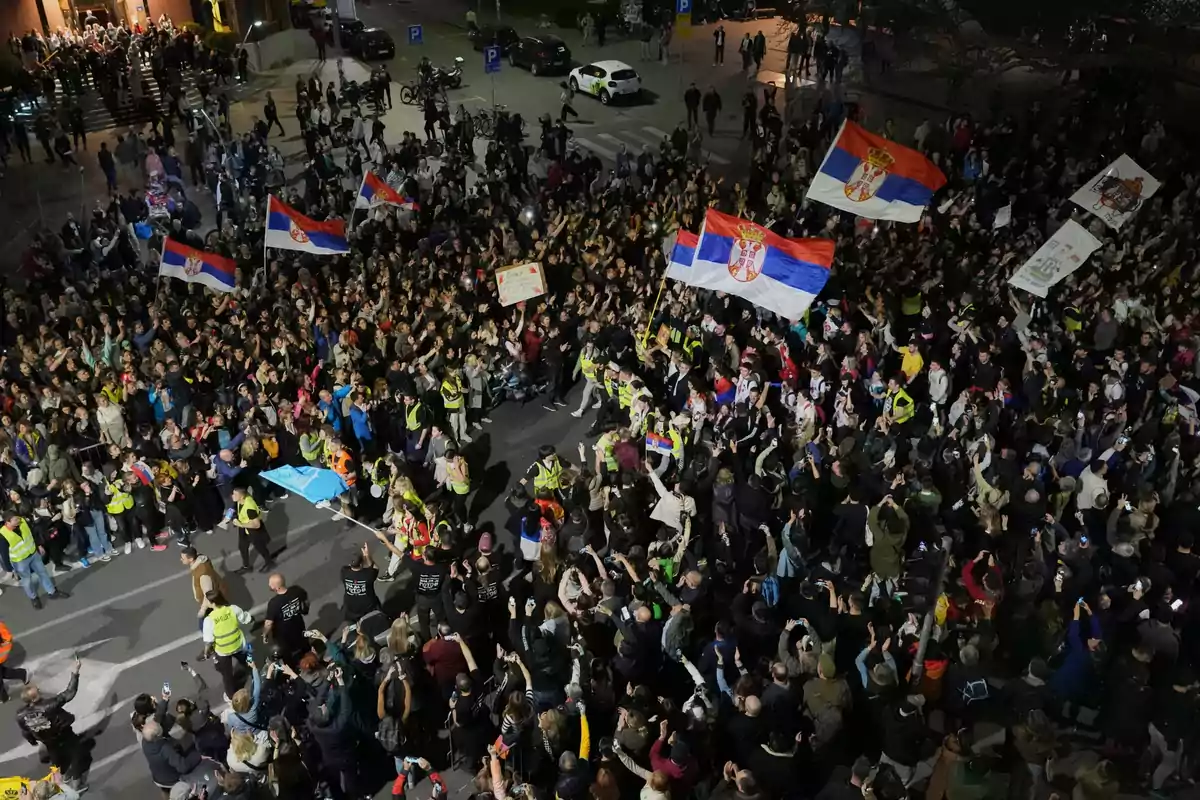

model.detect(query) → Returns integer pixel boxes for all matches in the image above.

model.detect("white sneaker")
[571,410,583,418]
[331,512,345,521]
[124,543,132,555]
[460,435,472,444]
[481,416,493,424]
[591,401,602,409]
[136,538,147,550]
[314,500,332,510]
[99,554,112,562]
[277,492,290,500]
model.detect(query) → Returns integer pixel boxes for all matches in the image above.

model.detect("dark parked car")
[352,27,396,60]
[468,24,520,54]
[507,34,571,75]
[339,17,365,50]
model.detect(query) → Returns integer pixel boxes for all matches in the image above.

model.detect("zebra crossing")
[571,124,733,166]
[14,61,255,133]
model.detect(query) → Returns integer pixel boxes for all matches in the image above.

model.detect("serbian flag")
[690,209,834,320]
[159,238,236,292]
[807,120,947,223]
[265,195,350,255]
[356,171,419,211]
[665,230,698,283]
[645,432,674,455]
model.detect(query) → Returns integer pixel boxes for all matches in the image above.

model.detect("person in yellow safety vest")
[617,371,635,411]
[368,455,397,499]
[883,377,915,426]
[401,391,431,463]
[299,424,324,465]
[593,426,621,477]
[104,474,136,554]
[0,515,69,609]
[442,445,471,525]
[201,589,252,698]
[900,289,923,316]
[440,365,470,444]
[572,343,604,418]
[522,445,567,496]
[230,487,276,576]
[322,437,358,520]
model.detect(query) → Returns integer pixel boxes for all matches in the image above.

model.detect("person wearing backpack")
[942,644,990,731]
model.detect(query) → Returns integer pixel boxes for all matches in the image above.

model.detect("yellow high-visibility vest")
[0,520,37,562]
[441,378,463,410]
[106,483,134,514]
[533,458,563,491]
[405,402,424,431]
[888,387,915,424]
[209,606,245,656]
[446,460,470,495]
[236,495,261,528]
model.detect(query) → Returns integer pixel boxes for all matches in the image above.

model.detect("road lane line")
[13,517,328,640]
[0,587,341,766]
[573,137,617,160]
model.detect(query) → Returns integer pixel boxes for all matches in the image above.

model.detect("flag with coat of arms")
[807,120,947,223]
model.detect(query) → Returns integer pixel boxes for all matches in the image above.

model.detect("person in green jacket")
[868,496,909,602]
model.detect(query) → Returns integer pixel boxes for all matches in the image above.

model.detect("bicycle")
[473,104,526,139]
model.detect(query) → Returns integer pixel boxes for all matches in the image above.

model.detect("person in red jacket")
[962,549,1004,619]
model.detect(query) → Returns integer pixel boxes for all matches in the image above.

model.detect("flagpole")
[641,268,671,350]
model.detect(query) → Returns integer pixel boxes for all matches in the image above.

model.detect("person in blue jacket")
[1048,599,1104,706]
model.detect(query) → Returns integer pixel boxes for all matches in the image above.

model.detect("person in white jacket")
[928,360,950,406]
[645,464,696,533]
[1076,458,1109,511]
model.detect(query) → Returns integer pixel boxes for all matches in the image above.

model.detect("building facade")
[2,0,197,37]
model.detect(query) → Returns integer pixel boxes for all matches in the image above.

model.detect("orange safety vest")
[331,450,356,486]
[0,621,12,664]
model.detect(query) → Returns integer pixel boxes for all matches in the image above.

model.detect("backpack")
[376,714,406,754]
[759,575,781,607]
[960,677,989,706]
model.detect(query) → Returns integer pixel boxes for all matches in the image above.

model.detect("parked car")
[339,17,365,50]
[468,24,520,54]
[508,34,571,75]
[352,27,396,60]
[568,60,641,105]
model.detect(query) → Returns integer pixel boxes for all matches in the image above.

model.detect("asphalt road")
[0,384,597,797]
[348,1,823,173]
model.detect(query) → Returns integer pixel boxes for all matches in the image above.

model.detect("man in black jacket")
[17,655,87,790]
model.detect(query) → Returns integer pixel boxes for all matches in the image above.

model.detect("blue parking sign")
[407,24,423,45]
[676,0,691,13]
[484,46,501,74]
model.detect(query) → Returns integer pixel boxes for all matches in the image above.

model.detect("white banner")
[1069,154,1160,230]
[496,261,547,307]
[1008,220,1101,298]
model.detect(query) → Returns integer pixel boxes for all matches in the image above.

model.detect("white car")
[568,60,642,105]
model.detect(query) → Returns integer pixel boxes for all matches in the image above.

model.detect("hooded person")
[42,445,82,487]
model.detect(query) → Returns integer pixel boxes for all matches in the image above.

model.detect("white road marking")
[640,125,731,165]
[573,137,618,160]
[641,125,671,139]
[0,587,341,765]
[13,516,330,639]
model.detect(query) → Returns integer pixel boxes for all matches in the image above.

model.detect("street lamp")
[240,19,264,49]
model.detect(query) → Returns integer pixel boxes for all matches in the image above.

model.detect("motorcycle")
[431,57,464,90]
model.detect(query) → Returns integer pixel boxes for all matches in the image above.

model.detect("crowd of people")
[2,16,247,173]
[4,8,1200,800]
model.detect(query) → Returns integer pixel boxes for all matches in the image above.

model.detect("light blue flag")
[260,465,348,504]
